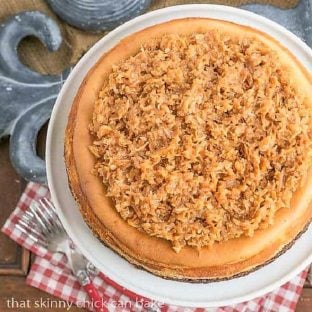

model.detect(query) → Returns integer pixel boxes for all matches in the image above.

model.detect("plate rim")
[46,4,312,308]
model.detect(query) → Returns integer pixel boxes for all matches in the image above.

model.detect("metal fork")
[17,198,107,312]
[17,198,67,247]
[16,198,97,273]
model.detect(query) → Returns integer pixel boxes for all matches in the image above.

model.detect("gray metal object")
[46,0,152,32]
[0,11,68,183]
[242,0,312,46]
[17,197,99,275]
[9,99,59,184]
[16,198,101,306]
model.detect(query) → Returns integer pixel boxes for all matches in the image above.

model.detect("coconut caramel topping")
[89,31,312,252]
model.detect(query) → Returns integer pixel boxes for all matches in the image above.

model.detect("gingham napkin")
[1,182,309,312]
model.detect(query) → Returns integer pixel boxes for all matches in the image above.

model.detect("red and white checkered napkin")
[1,182,309,312]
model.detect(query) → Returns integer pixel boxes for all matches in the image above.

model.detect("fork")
[17,198,108,312]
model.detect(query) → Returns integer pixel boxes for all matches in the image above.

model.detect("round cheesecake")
[64,18,312,280]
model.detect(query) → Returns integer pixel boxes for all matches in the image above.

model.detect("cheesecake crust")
[65,18,312,280]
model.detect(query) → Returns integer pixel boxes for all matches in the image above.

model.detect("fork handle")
[83,283,108,312]
[77,271,109,312]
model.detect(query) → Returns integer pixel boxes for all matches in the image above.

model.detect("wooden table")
[0,133,81,312]
[0,137,311,311]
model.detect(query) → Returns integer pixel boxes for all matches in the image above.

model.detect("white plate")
[46,4,312,308]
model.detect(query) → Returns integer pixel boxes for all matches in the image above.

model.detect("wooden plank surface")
[0,140,29,275]
[297,288,312,312]
[0,137,84,311]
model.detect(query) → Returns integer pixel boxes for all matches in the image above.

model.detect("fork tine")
[41,198,56,212]
[40,198,57,214]
[21,216,42,231]
[34,202,54,233]
[19,218,43,237]
[25,210,34,218]
[45,210,65,234]
[29,202,50,234]
[16,223,47,246]
[39,198,65,232]
[22,213,38,224]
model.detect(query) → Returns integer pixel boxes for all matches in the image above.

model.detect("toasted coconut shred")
[89,31,312,252]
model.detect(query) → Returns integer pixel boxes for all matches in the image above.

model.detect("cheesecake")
[64,18,312,280]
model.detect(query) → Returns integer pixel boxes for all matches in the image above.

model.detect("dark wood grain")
[0,140,29,275]
[296,288,312,312]
[0,134,84,311]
